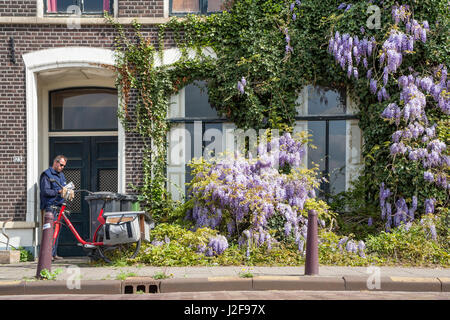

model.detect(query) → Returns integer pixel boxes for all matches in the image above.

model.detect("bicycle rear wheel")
[95,229,141,264]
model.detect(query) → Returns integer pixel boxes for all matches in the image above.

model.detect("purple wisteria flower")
[424,198,436,214]
[381,103,401,121]
[424,171,434,182]
[394,197,408,226]
[392,5,410,25]
[237,80,245,94]
[346,240,357,253]
[430,224,437,240]
[358,241,366,258]
[206,235,228,256]
[337,237,348,251]
[327,3,448,226]
[189,132,315,252]
[408,196,417,221]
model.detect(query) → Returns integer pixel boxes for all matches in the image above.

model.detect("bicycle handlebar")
[49,179,94,195]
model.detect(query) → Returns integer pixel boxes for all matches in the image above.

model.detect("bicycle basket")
[103,213,141,245]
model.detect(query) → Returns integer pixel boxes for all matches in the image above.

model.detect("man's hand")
[67,189,75,201]
[61,187,68,199]
[61,187,74,201]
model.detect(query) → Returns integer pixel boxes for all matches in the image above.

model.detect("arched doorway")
[23,47,126,257]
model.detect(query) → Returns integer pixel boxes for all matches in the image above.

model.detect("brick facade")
[0,1,37,17]
[119,0,164,17]
[0,1,175,220]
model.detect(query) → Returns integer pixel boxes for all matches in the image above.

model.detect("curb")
[252,276,345,291]
[0,276,448,295]
[160,277,253,293]
[0,280,122,295]
[438,277,450,292]
[343,276,443,292]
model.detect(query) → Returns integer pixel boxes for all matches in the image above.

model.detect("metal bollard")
[36,211,54,279]
[305,209,319,275]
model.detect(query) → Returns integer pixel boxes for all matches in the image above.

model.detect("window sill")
[0,16,170,25]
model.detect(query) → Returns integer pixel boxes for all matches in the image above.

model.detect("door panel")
[49,137,90,257]
[49,136,117,257]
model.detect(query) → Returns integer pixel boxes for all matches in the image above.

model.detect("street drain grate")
[122,278,160,294]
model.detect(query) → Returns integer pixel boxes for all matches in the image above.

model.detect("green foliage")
[329,176,380,240]
[136,224,218,266]
[152,271,173,279]
[318,231,380,266]
[365,215,450,266]
[39,268,63,281]
[17,247,34,262]
[109,0,449,225]
[108,1,449,267]
[133,219,448,267]
[116,271,137,280]
[238,270,254,278]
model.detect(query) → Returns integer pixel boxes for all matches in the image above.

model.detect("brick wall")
[119,0,165,18]
[0,23,176,220]
[0,0,37,17]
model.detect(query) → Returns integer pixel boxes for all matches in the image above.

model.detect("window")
[171,0,224,15]
[49,87,118,131]
[166,82,362,202]
[44,0,113,15]
[167,81,231,200]
[294,85,361,199]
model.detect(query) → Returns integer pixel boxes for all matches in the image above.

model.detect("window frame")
[169,0,223,16]
[166,81,229,198]
[295,85,359,200]
[43,0,114,16]
[48,86,119,133]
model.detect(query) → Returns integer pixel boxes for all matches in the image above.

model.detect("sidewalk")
[1,257,449,295]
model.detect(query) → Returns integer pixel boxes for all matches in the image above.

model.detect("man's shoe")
[53,255,63,260]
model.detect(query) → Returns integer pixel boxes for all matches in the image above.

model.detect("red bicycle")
[49,179,144,263]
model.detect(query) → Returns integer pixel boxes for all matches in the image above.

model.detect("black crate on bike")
[85,192,122,240]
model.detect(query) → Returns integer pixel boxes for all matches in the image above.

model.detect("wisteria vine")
[187,132,329,257]
[327,4,449,234]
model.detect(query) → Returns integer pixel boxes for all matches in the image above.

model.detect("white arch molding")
[23,46,217,222]
[23,47,126,225]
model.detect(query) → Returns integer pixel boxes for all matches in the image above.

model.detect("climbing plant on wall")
[108,0,448,228]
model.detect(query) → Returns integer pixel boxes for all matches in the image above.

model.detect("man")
[39,155,70,261]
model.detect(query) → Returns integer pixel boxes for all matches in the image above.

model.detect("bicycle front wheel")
[95,230,141,264]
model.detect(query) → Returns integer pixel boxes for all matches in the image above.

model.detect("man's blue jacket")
[39,167,67,211]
